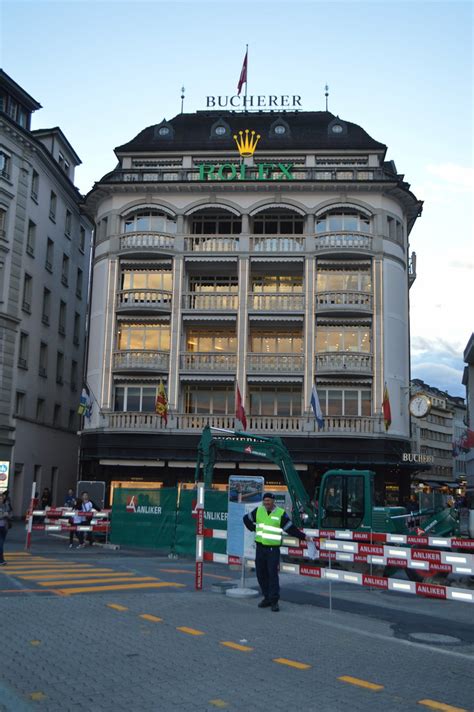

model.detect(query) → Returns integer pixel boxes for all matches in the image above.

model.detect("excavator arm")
[194,425,317,527]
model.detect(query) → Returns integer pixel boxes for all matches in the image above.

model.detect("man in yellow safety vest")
[243,492,307,612]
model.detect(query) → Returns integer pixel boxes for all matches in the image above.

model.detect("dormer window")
[269,118,290,138]
[154,120,174,140]
[328,117,347,137]
[210,119,231,138]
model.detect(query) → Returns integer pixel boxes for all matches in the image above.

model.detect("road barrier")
[281,538,474,576]
[195,523,474,603]
[25,507,111,549]
[279,560,474,604]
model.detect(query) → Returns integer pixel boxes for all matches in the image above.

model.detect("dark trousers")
[255,543,280,603]
[0,526,7,562]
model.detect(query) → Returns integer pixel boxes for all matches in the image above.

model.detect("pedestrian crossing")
[0,553,185,596]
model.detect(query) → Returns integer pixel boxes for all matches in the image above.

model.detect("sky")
[2,0,473,397]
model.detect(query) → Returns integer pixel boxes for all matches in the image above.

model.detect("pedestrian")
[40,487,52,509]
[243,492,308,612]
[0,492,12,565]
[64,488,77,548]
[2,489,12,515]
[75,492,95,549]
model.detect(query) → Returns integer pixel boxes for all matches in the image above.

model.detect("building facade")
[81,109,422,506]
[0,71,93,515]
[462,334,474,499]
[410,378,466,486]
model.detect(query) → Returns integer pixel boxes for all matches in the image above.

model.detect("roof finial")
[180,85,185,114]
[325,83,329,112]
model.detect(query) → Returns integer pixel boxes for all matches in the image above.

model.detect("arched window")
[316,208,371,234]
[124,209,177,234]
[190,209,241,235]
[252,208,303,235]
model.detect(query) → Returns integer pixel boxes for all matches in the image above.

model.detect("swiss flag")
[235,381,247,430]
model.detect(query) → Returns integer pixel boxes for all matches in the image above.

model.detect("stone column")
[168,256,183,415]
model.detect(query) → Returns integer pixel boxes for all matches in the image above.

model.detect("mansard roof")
[115,111,387,154]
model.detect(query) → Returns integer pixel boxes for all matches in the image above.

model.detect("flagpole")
[244,43,248,110]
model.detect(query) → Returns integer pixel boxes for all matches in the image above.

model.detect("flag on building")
[237,49,248,95]
[310,383,324,429]
[460,429,474,451]
[382,382,392,431]
[235,381,247,430]
[77,388,92,419]
[155,380,168,425]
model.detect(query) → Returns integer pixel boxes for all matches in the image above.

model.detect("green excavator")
[195,426,465,583]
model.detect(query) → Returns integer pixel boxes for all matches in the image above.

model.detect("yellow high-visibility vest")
[255,506,284,546]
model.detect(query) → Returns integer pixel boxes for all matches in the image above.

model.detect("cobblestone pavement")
[0,532,473,711]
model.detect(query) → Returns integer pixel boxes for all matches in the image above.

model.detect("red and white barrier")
[281,539,474,576]
[195,483,205,591]
[25,507,111,549]
[294,528,474,551]
[280,560,474,604]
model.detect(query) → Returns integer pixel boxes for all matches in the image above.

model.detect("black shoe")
[258,599,271,608]
[0,561,6,566]
[271,603,279,612]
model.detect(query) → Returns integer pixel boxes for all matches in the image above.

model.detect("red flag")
[460,429,474,450]
[235,381,247,430]
[237,49,248,95]
[382,382,391,431]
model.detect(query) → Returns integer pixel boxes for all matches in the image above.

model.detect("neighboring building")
[81,108,423,507]
[462,333,474,498]
[0,70,93,515]
[410,378,466,485]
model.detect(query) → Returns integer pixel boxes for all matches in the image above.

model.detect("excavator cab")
[318,469,372,530]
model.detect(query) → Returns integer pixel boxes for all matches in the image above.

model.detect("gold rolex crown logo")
[233,129,261,157]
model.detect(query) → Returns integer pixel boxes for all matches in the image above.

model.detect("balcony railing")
[250,236,305,253]
[315,291,373,312]
[104,412,381,436]
[102,167,388,184]
[112,350,170,371]
[315,232,372,250]
[249,293,305,311]
[117,289,172,309]
[120,232,175,251]
[180,352,237,371]
[184,236,238,252]
[247,353,304,373]
[182,292,238,310]
[315,352,373,374]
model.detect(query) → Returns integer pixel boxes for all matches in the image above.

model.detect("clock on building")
[409,393,431,418]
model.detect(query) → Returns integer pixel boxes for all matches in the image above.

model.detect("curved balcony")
[247,353,304,373]
[180,352,237,372]
[116,289,172,313]
[104,412,380,436]
[315,232,372,252]
[316,290,372,315]
[112,350,170,371]
[249,293,305,312]
[182,292,238,311]
[250,235,305,253]
[315,352,373,375]
[119,231,175,255]
[184,236,238,252]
